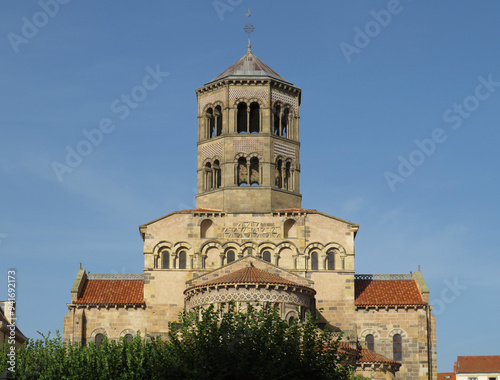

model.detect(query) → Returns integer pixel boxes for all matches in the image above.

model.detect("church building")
[64,35,437,380]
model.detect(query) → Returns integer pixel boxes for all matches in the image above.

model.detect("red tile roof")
[355,279,425,306]
[438,373,456,380]
[457,356,500,373]
[357,348,401,365]
[74,280,144,306]
[186,265,308,292]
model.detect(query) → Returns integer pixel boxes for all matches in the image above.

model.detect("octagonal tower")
[195,47,302,213]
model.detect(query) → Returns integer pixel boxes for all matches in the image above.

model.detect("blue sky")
[1,0,499,372]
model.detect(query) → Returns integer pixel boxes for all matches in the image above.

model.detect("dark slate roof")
[208,51,290,84]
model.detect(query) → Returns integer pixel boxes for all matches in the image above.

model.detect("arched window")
[365,334,375,351]
[95,333,105,347]
[284,161,291,190]
[237,103,247,133]
[205,162,213,191]
[215,105,222,136]
[326,250,335,270]
[262,251,271,263]
[275,159,282,188]
[200,219,213,238]
[282,107,289,138]
[178,251,187,269]
[250,157,259,186]
[237,157,247,186]
[284,219,296,238]
[206,108,215,138]
[162,251,170,269]
[393,334,402,361]
[249,102,260,133]
[226,250,235,264]
[124,334,133,344]
[274,105,281,135]
[213,160,221,189]
[310,251,318,270]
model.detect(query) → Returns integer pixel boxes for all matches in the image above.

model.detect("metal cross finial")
[244,8,254,52]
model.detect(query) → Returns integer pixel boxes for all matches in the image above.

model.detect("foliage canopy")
[1,303,357,379]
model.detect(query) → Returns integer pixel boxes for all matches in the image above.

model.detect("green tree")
[1,303,358,379]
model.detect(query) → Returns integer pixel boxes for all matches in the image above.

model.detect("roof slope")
[355,279,425,306]
[74,280,144,306]
[186,264,303,292]
[357,348,401,365]
[457,356,500,373]
[208,51,289,84]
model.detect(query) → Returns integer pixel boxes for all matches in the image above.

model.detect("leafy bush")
[1,303,357,379]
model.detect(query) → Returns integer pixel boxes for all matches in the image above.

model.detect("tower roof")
[207,51,291,85]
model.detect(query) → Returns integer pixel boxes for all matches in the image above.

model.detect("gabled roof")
[457,356,500,373]
[73,279,145,306]
[185,263,309,293]
[207,51,290,84]
[354,279,426,306]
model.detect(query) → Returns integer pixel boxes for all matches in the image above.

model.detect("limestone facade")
[63,49,437,380]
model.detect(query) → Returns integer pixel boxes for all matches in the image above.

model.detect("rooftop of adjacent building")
[456,355,500,373]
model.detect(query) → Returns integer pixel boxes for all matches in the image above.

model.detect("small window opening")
[274,105,281,135]
[282,108,289,138]
[237,157,247,186]
[275,159,282,188]
[284,161,291,190]
[250,157,259,186]
[178,250,187,269]
[249,102,260,133]
[365,334,374,351]
[326,250,335,270]
[95,333,105,347]
[213,160,221,189]
[263,251,271,263]
[393,334,402,361]
[226,250,235,264]
[206,108,215,138]
[237,103,247,133]
[124,334,133,344]
[162,252,170,269]
[215,105,222,136]
[205,162,213,191]
[310,251,318,270]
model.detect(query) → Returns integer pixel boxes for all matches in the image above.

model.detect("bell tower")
[195,19,302,213]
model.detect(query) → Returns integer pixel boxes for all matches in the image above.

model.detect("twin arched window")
[206,105,222,138]
[274,105,291,137]
[158,250,186,269]
[204,160,221,191]
[237,156,260,186]
[275,159,292,190]
[237,102,260,133]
